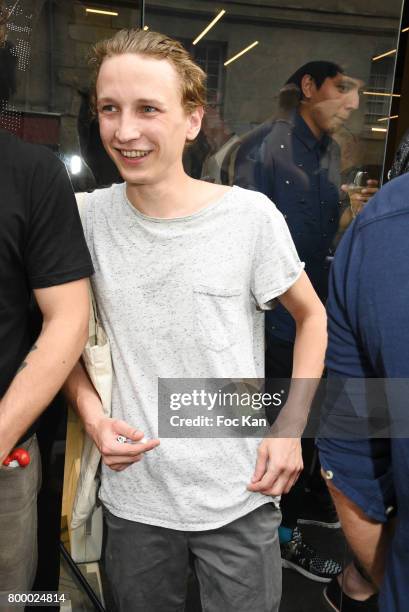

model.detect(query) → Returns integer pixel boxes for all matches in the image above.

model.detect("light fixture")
[224,41,259,67]
[85,8,119,17]
[69,155,82,175]
[363,91,401,97]
[377,115,399,122]
[371,127,387,133]
[143,25,149,31]
[372,49,397,61]
[402,26,409,32]
[193,9,226,45]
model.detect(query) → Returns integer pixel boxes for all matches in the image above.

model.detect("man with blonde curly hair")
[66,28,327,611]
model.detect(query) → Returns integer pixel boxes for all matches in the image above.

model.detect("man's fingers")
[248,463,301,494]
[101,437,160,457]
[102,454,143,466]
[282,472,300,495]
[248,467,280,492]
[251,446,268,483]
[113,419,145,441]
[107,462,135,472]
[268,475,291,496]
[252,471,298,496]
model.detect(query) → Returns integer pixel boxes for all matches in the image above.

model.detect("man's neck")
[298,105,322,141]
[125,170,227,219]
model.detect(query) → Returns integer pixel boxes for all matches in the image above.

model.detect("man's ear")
[186,106,204,141]
[300,74,316,100]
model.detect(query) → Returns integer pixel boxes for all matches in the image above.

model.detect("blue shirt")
[235,111,341,342]
[325,173,409,612]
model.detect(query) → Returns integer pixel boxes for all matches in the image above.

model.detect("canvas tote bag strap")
[76,192,100,344]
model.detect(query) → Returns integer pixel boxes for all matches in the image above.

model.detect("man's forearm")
[0,315,88,461]
[63,361,105,438]
[271,311,326,436]
[293,311,327,379]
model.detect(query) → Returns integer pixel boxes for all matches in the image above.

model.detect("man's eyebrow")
[97,97,116,104]
[340,76,361,88]
[97,96,165,106]
[137,98,165,106]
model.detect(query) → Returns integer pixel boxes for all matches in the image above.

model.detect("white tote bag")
[68,193,113,563]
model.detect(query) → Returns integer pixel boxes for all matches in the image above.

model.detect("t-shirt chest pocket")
[193,284,242,352]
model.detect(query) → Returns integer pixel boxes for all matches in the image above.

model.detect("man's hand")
[247,437,303,496]
[88,416,160,472]
[342,179,378,218]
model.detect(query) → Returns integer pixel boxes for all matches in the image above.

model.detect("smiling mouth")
[118,149,152,159]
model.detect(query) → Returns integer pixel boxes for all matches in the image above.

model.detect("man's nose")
[115,113,142,142]
[345,89,360,111]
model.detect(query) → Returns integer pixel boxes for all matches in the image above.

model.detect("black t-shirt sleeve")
[25,154,94,288]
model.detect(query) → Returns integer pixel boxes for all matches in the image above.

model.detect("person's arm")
[0,279,90,463]
[248,272,327,496]
[64,360,160,472]
[337,180,379,237]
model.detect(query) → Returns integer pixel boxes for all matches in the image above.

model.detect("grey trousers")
[102,502,282,612]
[0,435,41,612]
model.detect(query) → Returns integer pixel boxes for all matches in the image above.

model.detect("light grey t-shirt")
[81,183,304,530]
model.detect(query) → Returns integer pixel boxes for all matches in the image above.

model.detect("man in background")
[234,61,378,585]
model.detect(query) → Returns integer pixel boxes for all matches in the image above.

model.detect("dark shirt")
[234,111,341,342]
[0,130,94,441]
[323,173,409,612]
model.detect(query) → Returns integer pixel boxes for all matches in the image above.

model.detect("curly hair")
[89,28,207,115]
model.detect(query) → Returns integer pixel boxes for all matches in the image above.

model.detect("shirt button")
[330,217,335,222]
[323,233,327,238]
[285,180,290,184]
[297,163,303,167]
[280,144,285,149]
[324,470,334,480]
[321,200,326,205]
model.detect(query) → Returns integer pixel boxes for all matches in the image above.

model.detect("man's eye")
[338,84,355,94]
[143,105,157,113]
[100,104,117,113]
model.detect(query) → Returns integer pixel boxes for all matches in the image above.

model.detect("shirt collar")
[292,110,330,152]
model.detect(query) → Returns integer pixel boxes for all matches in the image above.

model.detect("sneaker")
[297,489,341,529]
[281,528,342,583]
[323,576,378,611]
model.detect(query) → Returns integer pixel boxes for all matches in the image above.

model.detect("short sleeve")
[25,156,94,288]
[251,198,304,309]
[325,221,370,377]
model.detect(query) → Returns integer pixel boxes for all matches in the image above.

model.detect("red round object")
[10,448,30,467]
